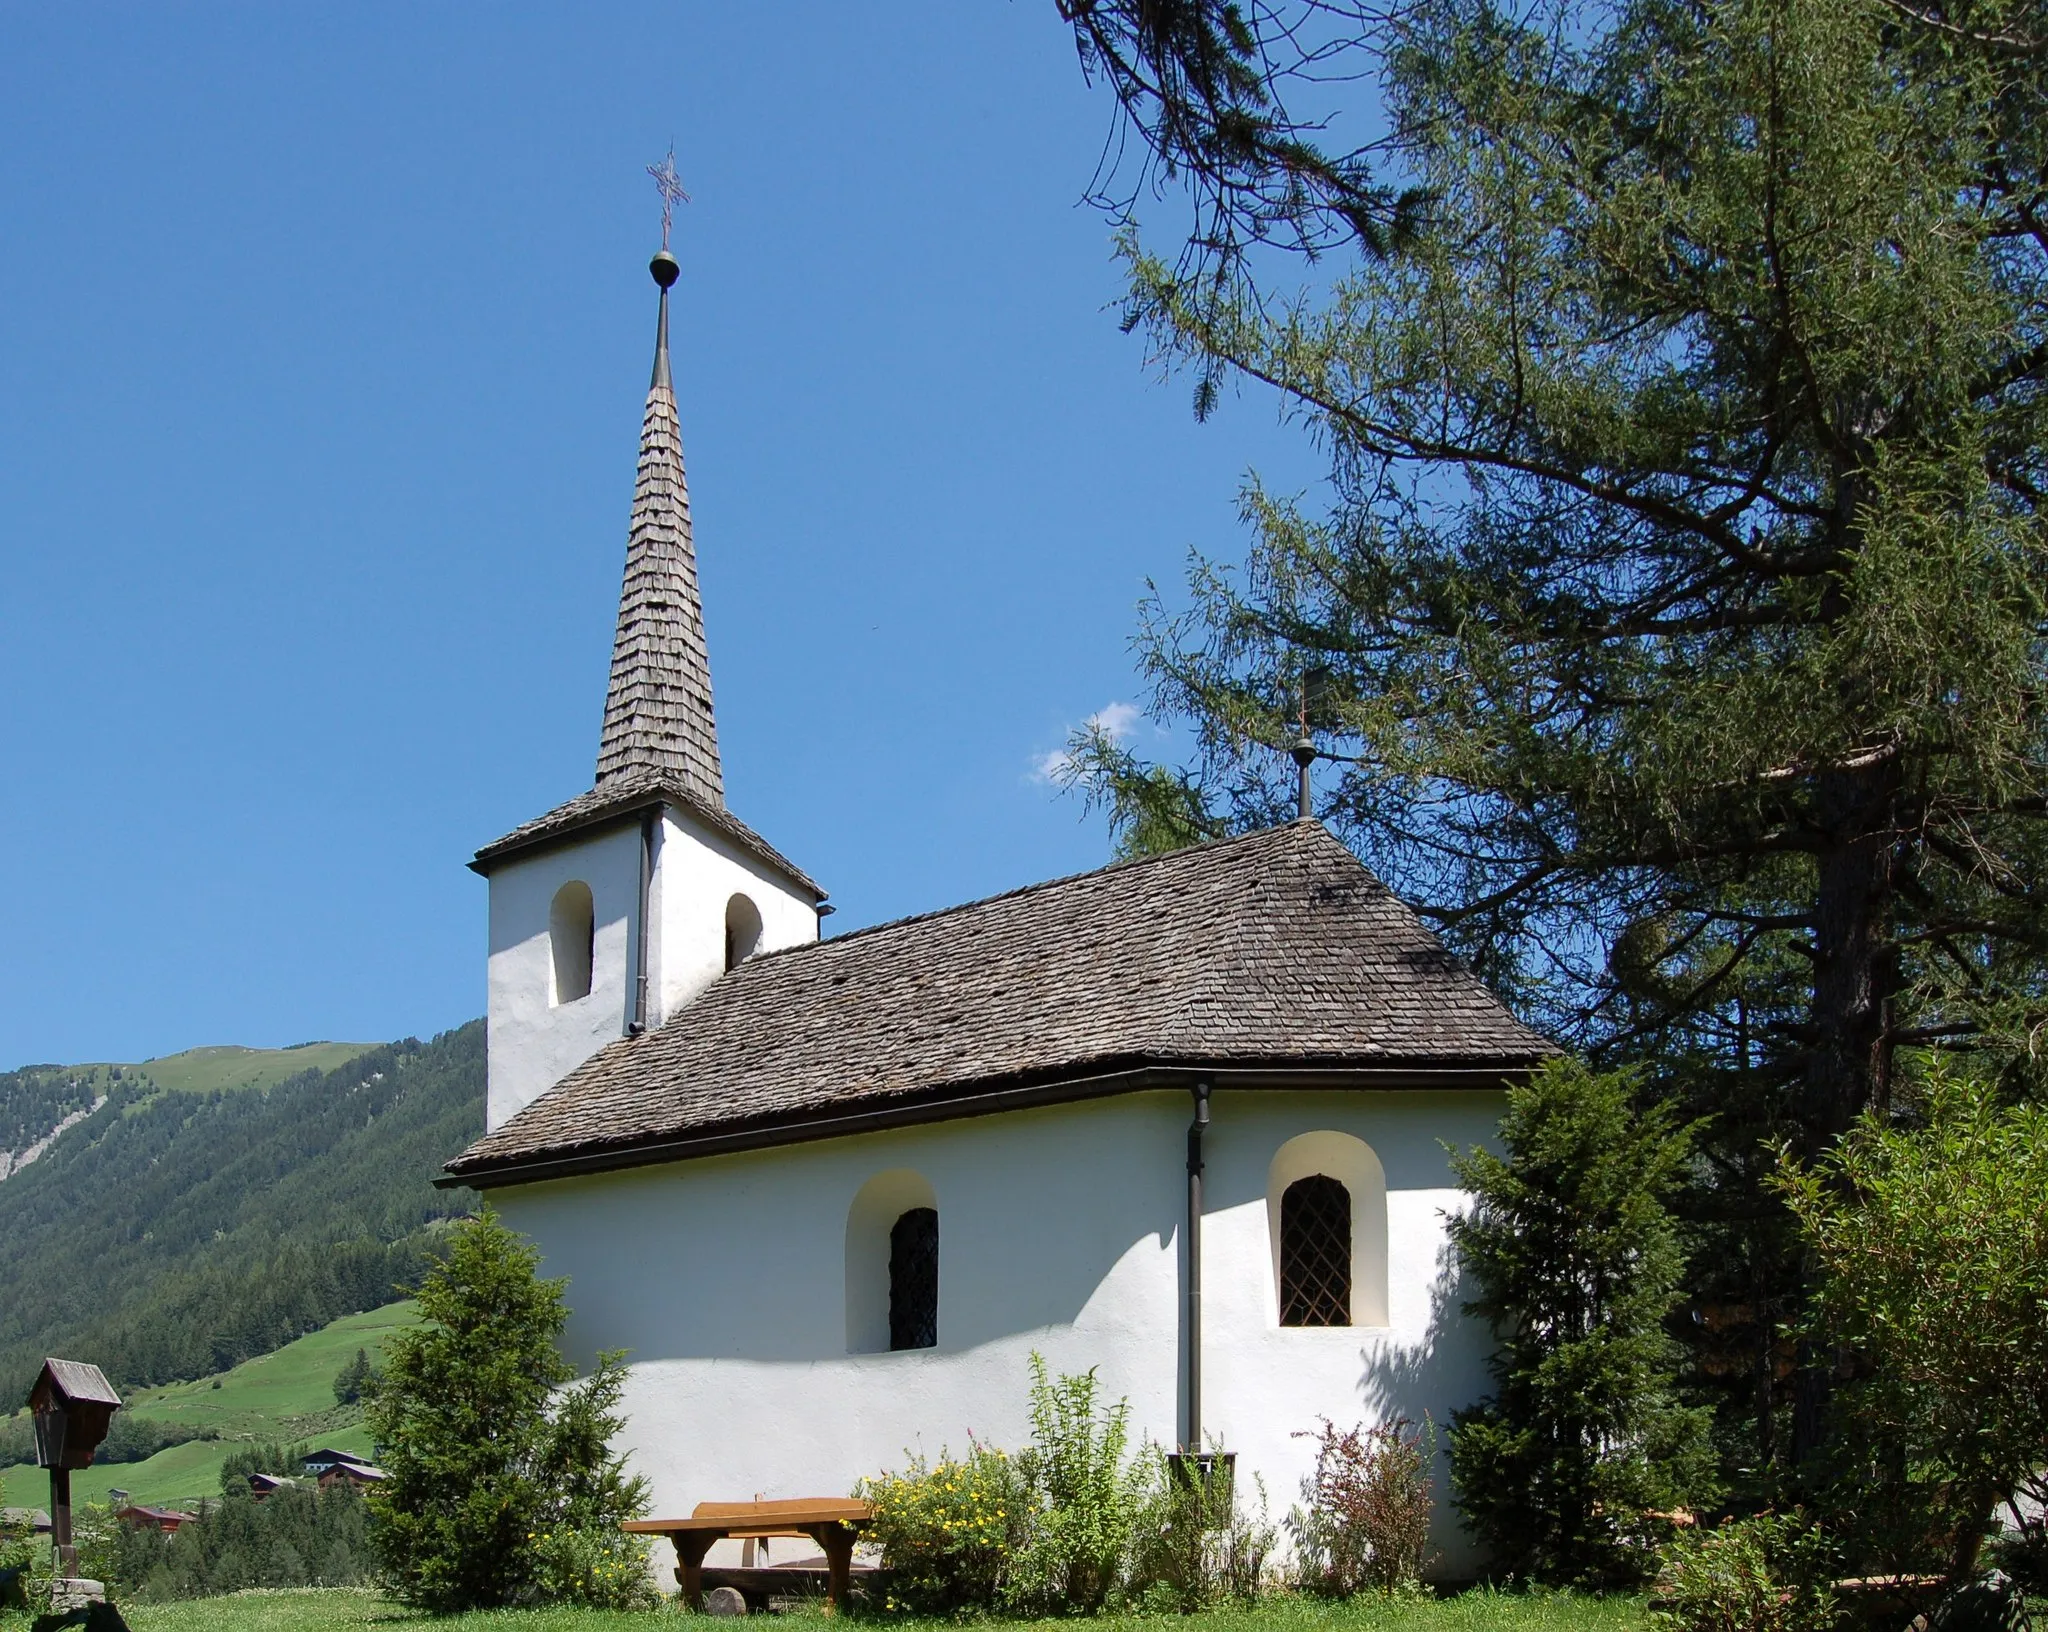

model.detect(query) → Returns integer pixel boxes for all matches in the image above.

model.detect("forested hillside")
[0,1023,483,1401]
[0,1062,131,1166]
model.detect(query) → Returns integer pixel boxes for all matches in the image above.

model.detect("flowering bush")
[529,1522,657,1609]
[860,1443,1024,1615]
[1289,1418,1435,1594]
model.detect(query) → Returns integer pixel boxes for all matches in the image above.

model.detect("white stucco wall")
[649,807,818,1027]
[485,806,821,1131]
[493,1086,1505,1580]
[485,826,643,1131]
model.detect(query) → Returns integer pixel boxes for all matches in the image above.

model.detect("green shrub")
[1653,1512,1841,1632]
[332,1348,379,1408]
[1290,1418,1434,1595]
[1005,1355,1149,1615]
[1777,1070,2048,1578]
[860,1443,1024,1614]
[1128,1454,1275,1611]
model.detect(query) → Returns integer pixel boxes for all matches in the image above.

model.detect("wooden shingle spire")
[594,248,724,804]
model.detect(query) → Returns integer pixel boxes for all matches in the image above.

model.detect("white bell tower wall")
[484,803,820,1135]
[650,805,819,1025]
[485,824,643,1132]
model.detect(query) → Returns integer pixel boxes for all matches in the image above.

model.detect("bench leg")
[803,1524,856,1614]
[673,1532,719,1611]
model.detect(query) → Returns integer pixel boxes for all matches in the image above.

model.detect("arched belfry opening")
[550,881,595,1005]
[725,894,764,970]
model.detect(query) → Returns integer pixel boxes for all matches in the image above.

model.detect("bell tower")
[471,191,826,1133]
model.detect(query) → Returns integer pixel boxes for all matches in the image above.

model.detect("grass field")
[0,1588,1650,1632]
[130,1042,380,1094]
[0,1303,419,1509]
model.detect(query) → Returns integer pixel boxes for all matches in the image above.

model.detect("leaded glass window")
[889,1206,938,1350]
[1279,1174,1351,1326]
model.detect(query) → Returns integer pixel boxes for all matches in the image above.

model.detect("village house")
[111,1504,186,1535]
[300,1449,386,1491]
[441,245,1551,1579]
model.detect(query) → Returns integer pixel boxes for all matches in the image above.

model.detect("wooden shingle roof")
[444,821,1550,1188]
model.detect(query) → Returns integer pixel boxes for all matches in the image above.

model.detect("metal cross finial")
[647,147,691,251]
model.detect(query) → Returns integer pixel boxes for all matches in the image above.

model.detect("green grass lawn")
[0,1588,1649,1632]
[132,1042,380,1095]
[0,1303,419,1509]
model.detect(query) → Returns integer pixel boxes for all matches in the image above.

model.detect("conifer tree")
[1447,1059,1713,1583]
[364,1209,646,1611]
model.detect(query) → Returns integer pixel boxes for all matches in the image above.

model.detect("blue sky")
[0,4,1321,1067]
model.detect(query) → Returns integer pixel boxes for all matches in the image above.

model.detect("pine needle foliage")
[363,1209,647,1612]
[1057,0,2048,1486]
[1447,1059,1715,1584]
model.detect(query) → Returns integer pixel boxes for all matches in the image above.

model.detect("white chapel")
[443,246,1551,1580]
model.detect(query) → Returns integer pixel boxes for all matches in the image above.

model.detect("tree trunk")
[1804,795,1896,1147]
[1791,762,1899,1468]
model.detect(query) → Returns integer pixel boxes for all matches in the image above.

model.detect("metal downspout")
[1186,1079,1211,1452]
[629,810,655,1035]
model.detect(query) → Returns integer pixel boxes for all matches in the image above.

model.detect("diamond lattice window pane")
[890,1206,939,1350]
[1280,1175,1352,1326]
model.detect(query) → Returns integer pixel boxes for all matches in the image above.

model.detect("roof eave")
[438,1053,1549,1192]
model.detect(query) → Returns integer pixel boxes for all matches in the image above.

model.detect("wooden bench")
[624,1498,874,1611]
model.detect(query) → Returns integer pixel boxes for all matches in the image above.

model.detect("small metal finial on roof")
[1291,733,1316,821]
[1290,682,1318,821]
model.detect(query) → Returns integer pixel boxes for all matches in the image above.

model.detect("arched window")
[1267,1131,1389,1327]
[549,881,594,1005]
[725,893,763,970]
[888,1207,939,1351]
[845,1170,939,1353]
[1279,1175,1352,1326]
